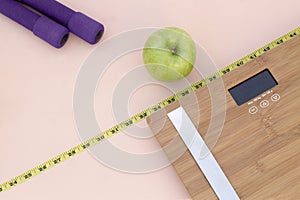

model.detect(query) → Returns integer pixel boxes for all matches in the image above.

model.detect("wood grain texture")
[147,34,300,199]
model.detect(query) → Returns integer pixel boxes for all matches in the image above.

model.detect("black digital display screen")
[228,69,278,106]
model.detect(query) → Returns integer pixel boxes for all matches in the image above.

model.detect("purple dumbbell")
[18,0,105,44]
[0,0,69,48]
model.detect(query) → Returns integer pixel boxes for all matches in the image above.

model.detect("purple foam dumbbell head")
[0,0,69,48]
[68,12,104,44]
[33,16,69,48]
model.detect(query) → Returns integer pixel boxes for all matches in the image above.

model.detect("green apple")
[143,27,196,81]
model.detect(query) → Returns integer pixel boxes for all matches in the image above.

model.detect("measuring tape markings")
[0,27,299,193]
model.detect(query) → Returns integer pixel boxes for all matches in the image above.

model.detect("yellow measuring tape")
[1,27,299,193]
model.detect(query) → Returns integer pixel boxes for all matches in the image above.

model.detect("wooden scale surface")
[148,33,300,199]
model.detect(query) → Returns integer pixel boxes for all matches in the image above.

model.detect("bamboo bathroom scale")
[148,32,300,199]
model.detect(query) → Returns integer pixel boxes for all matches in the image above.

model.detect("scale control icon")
[271,93,280,102]
[260,100,270,108]
[249,106,259,114]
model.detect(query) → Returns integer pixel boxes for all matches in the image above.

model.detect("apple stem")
[171,47,177,55]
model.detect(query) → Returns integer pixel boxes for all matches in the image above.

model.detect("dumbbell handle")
[0,0,69,48]
[18,0,105,44]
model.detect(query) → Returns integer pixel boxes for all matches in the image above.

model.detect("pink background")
[0,0,299,199]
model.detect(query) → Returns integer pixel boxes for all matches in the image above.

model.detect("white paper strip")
[168,107,240,200]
